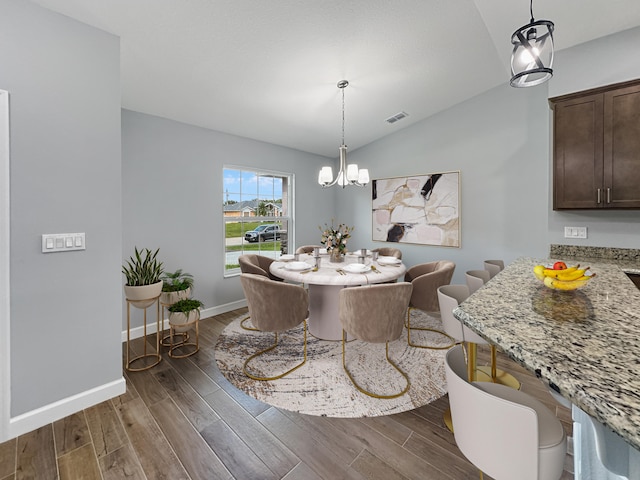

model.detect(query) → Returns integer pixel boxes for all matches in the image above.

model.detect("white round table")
[270,253,407,340]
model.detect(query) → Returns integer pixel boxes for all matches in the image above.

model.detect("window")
[223,166,292,276]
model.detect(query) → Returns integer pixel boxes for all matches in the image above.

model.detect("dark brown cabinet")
[550,79,640,210]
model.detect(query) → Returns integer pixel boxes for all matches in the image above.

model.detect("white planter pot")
[160,287,191,306]
[124,281,163,309]
[169,309,200,333]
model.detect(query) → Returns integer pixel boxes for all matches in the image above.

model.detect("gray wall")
[336,27,640,284]
[122,110,334,328]
[1,1,122,417]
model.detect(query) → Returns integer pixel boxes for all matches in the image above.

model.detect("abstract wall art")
[371,171,460,247]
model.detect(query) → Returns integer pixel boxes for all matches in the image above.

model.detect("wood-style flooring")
[0,308,574,479]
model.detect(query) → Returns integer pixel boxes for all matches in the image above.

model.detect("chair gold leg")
[240,315,259,331]
[243,320,307,381]
[342,332,410,399]
[465,342,520,390]
[406,307,455,350]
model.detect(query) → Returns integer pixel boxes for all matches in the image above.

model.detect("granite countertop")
[454,255,640,451]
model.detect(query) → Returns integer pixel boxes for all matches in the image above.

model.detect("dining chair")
[484,259,505,279]
[238,254,283,331]
[463,271,521,390]
[404,261,456,350]
[445,345,566,480]
[240,273,309,381]
[372,247,402,259]
[339,282,413,399]
[295,245,322,254]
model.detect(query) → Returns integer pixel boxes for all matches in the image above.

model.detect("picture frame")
[371,171,460,247]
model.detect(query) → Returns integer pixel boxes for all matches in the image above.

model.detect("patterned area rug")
[214,310,450,418]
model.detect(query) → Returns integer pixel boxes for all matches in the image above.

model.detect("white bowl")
[285,261,312,271]
[343,263,370,274]
[377,256,401,265]
[280,254,295,261]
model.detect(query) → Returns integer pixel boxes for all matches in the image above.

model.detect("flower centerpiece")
[319,220,353,263]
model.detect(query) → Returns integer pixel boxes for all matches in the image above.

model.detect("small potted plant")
[160,269,194,305]
[168,298,204,333]
[122,247,164,308]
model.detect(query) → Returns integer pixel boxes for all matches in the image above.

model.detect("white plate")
[377,256,401,265]
[343,263,371,274]
[319,248,328,255]
[280,254,295,261]
[285,261,312,271]
[351,250,371,256]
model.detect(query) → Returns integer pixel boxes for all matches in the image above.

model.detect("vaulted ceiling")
[31,0,640,157]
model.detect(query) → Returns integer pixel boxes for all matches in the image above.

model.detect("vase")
[330,249,344,263]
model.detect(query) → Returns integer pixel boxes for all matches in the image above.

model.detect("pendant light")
[318,80,370,188]
[510,0,554,88]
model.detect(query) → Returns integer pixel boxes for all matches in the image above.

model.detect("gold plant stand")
[126,295,161,371]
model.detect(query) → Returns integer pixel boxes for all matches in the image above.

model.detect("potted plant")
[160,269,194,305]
[122,247,164,308]
[168,298,204,333]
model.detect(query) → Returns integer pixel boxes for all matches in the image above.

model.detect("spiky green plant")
[122,247,164,286]
[168,298,204,313]
[161,269,194,292]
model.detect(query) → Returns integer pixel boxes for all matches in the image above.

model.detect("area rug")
[214,309,449,418]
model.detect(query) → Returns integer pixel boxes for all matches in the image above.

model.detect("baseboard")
[7,377,126,440]
[121,299,248,342]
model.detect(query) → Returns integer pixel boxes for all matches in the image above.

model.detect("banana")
[552,267,590,281]
[543,274,594,291]
[542,265,580,278]
[533,265,546,281]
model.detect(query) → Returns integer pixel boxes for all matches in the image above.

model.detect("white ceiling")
[30,0,640,158]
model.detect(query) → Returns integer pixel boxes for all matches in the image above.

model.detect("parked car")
[244,224,281,243]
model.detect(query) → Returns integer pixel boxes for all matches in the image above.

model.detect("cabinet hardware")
[607,187,611,204]
[597,188,601,204]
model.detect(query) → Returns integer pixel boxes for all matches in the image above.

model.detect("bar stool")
[484,259,505,279]
[445,345,567,480]
[465,269,520,391]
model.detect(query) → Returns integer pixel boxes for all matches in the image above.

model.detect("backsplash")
[550,244,640,262]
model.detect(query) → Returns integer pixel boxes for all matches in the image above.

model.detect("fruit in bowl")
[533,263,596,291]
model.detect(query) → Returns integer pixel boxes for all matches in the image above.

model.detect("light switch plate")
[42,233,85,253]
[564,226,587,239]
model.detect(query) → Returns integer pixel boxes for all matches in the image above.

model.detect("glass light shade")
[346,164,359,181]
[358,169,370,185]
[510,19,554,88]
[318,166,333,185]
[337,171,348,187]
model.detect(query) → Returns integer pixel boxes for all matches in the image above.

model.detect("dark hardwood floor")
[0,308,574,479]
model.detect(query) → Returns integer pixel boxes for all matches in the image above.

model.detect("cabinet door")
[553,94,604,209]
[604,83,640,208]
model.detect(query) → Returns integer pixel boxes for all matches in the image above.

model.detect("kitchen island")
[454,256,640,478]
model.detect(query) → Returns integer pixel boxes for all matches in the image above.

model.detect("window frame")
[222,165,294,277]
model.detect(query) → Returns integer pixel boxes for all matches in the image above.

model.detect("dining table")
[453,256,640,479]
[270,252,407,341]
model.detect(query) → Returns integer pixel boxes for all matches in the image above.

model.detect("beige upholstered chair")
[339,282,413,399]
[404,261,456,349]
[484,259,505,279]
[295,245,322,254]
[372,247,402,259]
[238,254,283,331]
[465,269,490,294]
[445,345,566,480]
[240,273,309,381]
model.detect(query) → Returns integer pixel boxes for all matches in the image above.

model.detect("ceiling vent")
[385,111,409,124]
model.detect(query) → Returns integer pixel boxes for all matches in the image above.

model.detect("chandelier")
[510,0,554,88]
[318,80,370,188]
